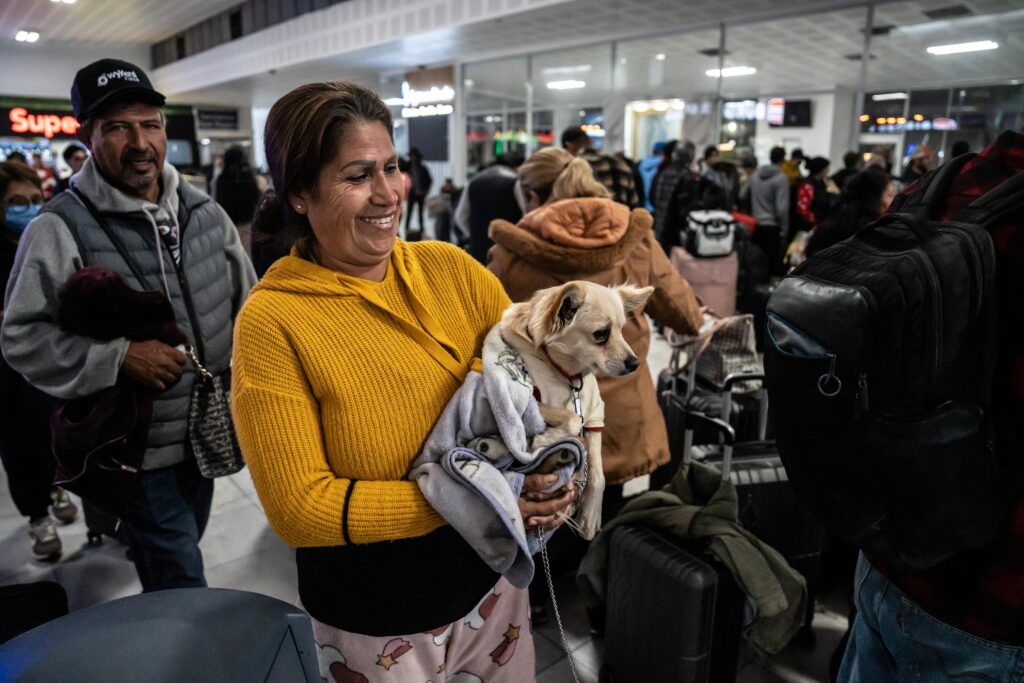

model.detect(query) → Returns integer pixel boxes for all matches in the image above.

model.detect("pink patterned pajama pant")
[308,576,536,683]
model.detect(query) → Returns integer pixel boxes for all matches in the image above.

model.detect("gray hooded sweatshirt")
[744,164,790,235]
[1,157,256,468]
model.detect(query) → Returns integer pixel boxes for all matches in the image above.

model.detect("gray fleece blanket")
[409,325,585,588]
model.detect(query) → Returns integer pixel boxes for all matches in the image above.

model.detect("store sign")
[385,80,455,119]
[723,99,770,121]
[196,109,239,130]
[867,116,959,133]
[402,104,453,118]
[4,107,80,139]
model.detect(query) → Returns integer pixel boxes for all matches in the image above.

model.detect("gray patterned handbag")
[186,346,245,478]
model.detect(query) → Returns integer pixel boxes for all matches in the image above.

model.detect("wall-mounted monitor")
[768,99,812,128]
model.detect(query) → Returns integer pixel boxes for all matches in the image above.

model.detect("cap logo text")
[97,69,140,88]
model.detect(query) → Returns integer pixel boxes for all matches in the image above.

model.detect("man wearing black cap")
[1,59,256,591]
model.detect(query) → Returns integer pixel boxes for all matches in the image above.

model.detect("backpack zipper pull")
[858,372,870,412]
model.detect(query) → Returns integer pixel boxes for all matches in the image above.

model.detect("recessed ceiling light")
[655,53,666,61]
[15,30,40,43]
[546,80,586,90]
[705,66,757,78]
[52,0,77,4]
[872,92,908,101]
[619,57,627,64]
[926,40,998,55]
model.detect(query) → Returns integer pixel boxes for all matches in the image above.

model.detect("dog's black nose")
[624,356,639,373]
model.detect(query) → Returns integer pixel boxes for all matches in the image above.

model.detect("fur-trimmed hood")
[488,197,652,275]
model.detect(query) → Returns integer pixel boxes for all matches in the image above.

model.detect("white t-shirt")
[518,348,605,432]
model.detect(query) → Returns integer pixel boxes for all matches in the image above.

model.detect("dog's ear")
[537,281,585,336]
[616,284,654,313]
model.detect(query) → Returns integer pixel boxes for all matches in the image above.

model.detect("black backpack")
[763,155,1024,570]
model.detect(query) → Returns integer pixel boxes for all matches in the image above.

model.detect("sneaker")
[29,516,62,558]
[51,487,78,524]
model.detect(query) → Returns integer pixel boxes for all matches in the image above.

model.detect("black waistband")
[296,525,500,636]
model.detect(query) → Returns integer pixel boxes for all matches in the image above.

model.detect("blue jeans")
[120,458,213,592]
[838,552,1024,683]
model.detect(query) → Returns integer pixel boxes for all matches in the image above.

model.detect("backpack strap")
[888,153,976,220]
[950,171,1024,229]
[70,187,153,290]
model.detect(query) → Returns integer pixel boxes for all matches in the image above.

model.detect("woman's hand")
[519,473,577,533]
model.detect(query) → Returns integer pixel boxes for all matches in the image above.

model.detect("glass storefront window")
[948,84,1024,154]
[464,57,528,174]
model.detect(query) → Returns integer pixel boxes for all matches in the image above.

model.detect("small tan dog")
[500,280,653,539]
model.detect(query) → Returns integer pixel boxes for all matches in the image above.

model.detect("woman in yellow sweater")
[232,82,574,681]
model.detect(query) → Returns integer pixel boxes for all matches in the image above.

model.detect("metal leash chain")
[185,345,214,380]
[536,527,581,683]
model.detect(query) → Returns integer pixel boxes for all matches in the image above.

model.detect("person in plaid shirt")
[839,129,1024,682]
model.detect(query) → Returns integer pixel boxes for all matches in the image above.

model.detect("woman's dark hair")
[703,144,718,160]
[215,145,261,225]
[806,168,891,257]
[252,81,393,248]
[0,160,42,199]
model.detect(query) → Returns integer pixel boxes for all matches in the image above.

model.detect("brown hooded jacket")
[488,197,702,485]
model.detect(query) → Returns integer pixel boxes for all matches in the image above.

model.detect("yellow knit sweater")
[232,240,511,547]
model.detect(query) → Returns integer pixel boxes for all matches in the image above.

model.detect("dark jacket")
[651,163,703,252]
[51,267,186,515]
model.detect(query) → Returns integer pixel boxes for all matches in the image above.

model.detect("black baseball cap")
[71,58,166,123]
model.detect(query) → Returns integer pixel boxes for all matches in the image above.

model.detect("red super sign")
[9,107,80,139]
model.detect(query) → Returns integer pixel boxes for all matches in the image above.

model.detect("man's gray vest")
[42,181,233,469]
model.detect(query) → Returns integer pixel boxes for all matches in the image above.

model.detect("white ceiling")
[455,0,1024,108]
[0,0,242,45]
[2,0,1019,112]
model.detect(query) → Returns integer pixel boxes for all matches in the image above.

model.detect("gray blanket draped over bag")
[409,325,585,588]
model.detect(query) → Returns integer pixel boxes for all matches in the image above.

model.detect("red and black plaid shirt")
[873,129,1024,644]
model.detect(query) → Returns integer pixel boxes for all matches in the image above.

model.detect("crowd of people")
[0,53,1020,683]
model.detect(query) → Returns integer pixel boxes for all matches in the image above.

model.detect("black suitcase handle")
[683,411,735,479]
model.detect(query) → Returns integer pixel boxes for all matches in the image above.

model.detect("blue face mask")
[4,203,42,233]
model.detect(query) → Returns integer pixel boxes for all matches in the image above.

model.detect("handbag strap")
[185,345,214,380]
[71,188,153,290]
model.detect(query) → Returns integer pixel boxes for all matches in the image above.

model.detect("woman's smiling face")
[293,120,405,280]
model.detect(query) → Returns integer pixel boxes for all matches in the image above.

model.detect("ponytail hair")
[518,147,610,206]
[251,81,394,249]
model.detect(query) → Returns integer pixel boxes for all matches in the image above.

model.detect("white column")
[449,62,468,185]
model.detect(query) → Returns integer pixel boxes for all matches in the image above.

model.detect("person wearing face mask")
[1,59,256,591]
[0,161,79,559]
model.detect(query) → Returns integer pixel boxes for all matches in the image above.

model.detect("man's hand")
[519,473,577,533]
[122,340,186,392]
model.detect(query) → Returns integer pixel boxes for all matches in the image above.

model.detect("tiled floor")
[0,333,848,681]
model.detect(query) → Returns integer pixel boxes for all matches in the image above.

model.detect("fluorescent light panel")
[872,92,908,101]
[706,66,757,78]
[926,40,998,55]
[15,30,40,42]
[547,80,586,90]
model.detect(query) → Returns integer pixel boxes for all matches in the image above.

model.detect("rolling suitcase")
[602,524,744,683]
[688,412,825,645]
[670,246,739,316]
[603,410,751,683]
